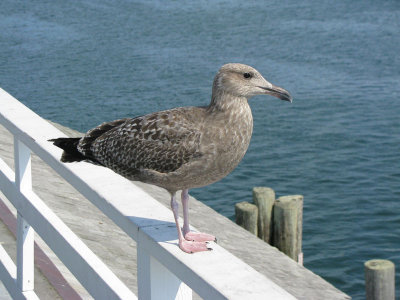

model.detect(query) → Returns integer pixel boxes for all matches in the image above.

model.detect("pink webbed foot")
[179,240,212,254]
[184,231,217,243]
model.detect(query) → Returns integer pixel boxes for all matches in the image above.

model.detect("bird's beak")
[259,83,293,103]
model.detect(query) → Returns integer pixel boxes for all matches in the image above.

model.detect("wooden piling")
[252,187,275,243]
[272,195,303,263]
[235,202,258,236]
[365,259,395,300]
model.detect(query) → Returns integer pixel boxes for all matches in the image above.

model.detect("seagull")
[50,63,292,253]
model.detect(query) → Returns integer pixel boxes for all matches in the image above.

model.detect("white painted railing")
[0,88,296,299]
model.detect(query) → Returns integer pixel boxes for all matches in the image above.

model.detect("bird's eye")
[243,72,252,79]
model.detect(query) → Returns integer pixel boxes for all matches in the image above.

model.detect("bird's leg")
[181,189,191,237]
[181,189,216,243]
[170,193,210,253]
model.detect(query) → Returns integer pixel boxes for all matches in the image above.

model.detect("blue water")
[1,1,399,298]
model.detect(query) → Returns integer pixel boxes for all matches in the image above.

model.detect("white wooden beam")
[14,138,35,293]
[16,213,35,292]
[0,157,137,300]
[0,244,39,300]
[138,244,192,300]
[14,138,32,191]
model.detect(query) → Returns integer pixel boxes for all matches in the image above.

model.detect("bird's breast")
[200,102,253,179]
[145,101,254,191]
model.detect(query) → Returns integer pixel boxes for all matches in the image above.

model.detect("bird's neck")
[204,89,253,169]
[208,90,249,114]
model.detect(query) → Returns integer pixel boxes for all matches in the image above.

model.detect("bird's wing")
[78,108,203,174]
[77,118,129,160]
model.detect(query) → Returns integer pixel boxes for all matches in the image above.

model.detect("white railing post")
[137,244,192,300]
[16,213,35,292]
[14,138,35,292]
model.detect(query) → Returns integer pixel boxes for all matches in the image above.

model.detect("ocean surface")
[1,1,399,298]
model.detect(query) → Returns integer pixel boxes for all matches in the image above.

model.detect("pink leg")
[181,189,216,243]
[170,193,211,253]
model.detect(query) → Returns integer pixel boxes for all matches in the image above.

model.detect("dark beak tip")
[281,89,293,103]
[279,93,293,103]
[259,85,292,103]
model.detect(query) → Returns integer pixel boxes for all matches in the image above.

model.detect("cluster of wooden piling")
[236,187,397,299]
[235,187,303,264]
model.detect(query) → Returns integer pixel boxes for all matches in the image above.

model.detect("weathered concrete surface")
[0,121,350,300]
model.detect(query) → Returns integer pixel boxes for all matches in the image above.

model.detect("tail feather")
[49,137,86,162]
[49,119,128,164]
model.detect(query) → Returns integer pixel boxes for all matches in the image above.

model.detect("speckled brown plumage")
[79,108,204,181]
[50,63,292,253]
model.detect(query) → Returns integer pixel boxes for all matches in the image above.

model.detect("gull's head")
[213,63,292,102]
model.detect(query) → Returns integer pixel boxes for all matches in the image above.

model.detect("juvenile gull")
[50,63,292,253]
